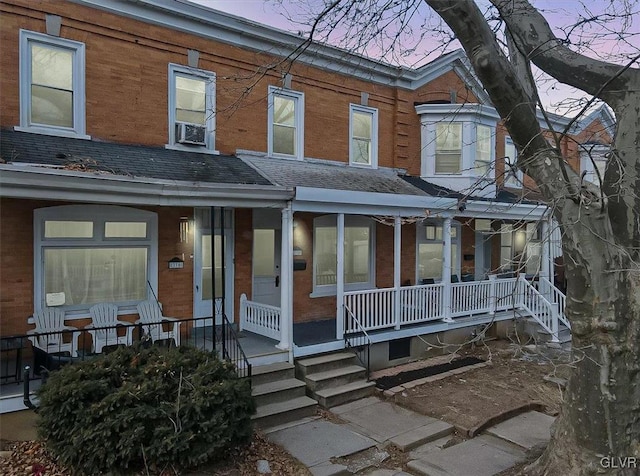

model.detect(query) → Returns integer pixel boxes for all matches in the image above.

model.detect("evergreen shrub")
[37,344,255,475]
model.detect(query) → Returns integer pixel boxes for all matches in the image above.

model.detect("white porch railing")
[239,293,281,341]
[540,277,570,329]
[343,275,569,341]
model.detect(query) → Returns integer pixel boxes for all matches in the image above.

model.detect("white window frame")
[17,30,89,139]
[435,122,463,174]
[268,86,304,160]
[504,137,522,187]
[349,104,378,168]
[311,215,376,297]
[415,220,461,283]
[167,63,217,153]
[34,205,158,318]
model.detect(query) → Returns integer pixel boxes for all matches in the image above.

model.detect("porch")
[0,317,287,414]
[240,274,570,358]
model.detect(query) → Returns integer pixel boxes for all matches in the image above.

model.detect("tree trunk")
[424,1,640,473]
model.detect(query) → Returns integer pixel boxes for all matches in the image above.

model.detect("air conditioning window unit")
[176,122,206,145]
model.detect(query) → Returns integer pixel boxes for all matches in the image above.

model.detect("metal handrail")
[343,304,372,379]
[219,313,252,382]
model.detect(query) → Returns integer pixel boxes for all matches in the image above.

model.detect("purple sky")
[193,0,638,114]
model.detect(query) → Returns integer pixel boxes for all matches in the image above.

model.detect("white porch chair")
[86,303,134,353]
[136,301,181,347]
[28,308,80,357]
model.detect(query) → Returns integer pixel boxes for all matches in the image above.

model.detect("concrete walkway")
[267,397,555,476]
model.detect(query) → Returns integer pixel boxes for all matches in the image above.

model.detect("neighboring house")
[0,0,610,400]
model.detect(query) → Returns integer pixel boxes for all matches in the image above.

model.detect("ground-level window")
[499,222,541,275]
[313,215,375,294]
[34,205,158,314]
[416,220,460,282]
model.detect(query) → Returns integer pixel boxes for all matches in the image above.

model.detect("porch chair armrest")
[114,320,135,344]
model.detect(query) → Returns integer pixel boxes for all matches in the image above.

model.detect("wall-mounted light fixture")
[168,257,184,269]
[180,216,190,243]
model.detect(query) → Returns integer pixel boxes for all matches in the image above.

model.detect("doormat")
[375,356,485,390]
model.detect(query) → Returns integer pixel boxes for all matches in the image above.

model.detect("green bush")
[37,344,255,475]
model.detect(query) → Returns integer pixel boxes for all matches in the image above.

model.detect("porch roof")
[240,153,458,215]
[0,129,293,207]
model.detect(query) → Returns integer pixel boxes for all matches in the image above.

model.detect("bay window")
[435,123,463,173]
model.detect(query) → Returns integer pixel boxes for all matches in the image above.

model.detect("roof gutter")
[293,186,457,217]
[0,165,294,207]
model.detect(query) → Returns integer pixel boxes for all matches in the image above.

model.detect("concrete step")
[296,352,357,378]
[252,396,318,429]
[251,361,295,387]
[252,378,307,407]
[313,380,376,408]
[305,365,367,392]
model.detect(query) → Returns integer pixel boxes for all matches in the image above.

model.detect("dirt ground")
[391,339,572,434]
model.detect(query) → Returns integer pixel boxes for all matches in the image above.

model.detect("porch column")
[394,215,402,329]
[336,213,345,340]
[441,216,453,322]
[277,205,294,351]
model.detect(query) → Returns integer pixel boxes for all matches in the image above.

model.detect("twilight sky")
[192,0,638,115]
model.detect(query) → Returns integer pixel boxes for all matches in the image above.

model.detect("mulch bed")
[375,356,485,390]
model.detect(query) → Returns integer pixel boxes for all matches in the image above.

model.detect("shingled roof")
[242,155,429,196]
[0,129,271,186]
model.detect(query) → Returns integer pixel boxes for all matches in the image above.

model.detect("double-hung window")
[19,30,87,137]
[313,215,375,294]
[34,205,158,315]
[416,221,460,282]
[504,137,521,187]
[499,222,541,274]
[168,64,216,152]
[268,86,304,159]
[435,123,463,173]
[349,105,378,167]
[475,125,492,175]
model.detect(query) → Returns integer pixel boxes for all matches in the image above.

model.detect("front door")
[194,209,234,326]
[252,229,281,307]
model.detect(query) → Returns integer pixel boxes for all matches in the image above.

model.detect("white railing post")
[239,293,247,332]
[488,275,497,315]
[394,215,402,330]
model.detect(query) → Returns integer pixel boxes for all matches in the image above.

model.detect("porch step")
[314,380,376,408]
[251,361,295,387]
[523,318,571,344]
[251,361,317,429]
[252,396,318,429]
[252,378,307,407]
[296,352,357,378]
[304,365,367,392]
[296,351,374,408]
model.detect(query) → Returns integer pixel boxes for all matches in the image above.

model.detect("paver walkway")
[267,397,555,476]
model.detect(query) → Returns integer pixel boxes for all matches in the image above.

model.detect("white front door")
[194,209,234,326]
[252,229,281,307]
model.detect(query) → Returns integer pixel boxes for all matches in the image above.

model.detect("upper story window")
[349,104,378,168]
[580,145,609,186]
[268,86,304,159]
[504,137,522,187]
[19,30,87,138]
[475,125,492,175]
[435,123,463,173]
[34,205,158,315]
[168,64,216,152]
[416,104,500,185]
